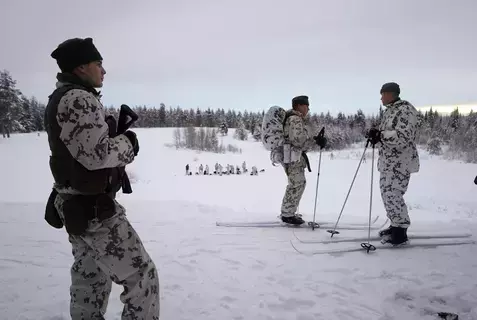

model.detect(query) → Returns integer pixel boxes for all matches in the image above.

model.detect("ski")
[216,221,321,229]
[215,215,380,230]
[290,239,476,255]
[215,221,380,230]
[293,232,473,244]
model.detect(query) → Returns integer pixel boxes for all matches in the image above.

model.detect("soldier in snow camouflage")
[280,96,326,225]
[369,82,420,245]
[46,38,160,319]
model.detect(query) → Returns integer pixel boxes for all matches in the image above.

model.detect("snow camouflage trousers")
[54,195,160,320]
[281,159,306,217]
[379,170,411,228]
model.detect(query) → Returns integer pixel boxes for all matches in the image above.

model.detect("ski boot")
[280,214,305,226]
[379,225,393,243]
[382,226,409,246]
[378,225,392,238]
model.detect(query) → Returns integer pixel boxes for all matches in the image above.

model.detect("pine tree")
[0,70,22,137]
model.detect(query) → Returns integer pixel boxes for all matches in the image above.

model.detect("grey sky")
[1,0,476,115]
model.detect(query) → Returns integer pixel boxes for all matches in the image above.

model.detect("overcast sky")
[1,0,476,115]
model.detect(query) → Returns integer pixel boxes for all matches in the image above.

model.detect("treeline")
[0,70,46,137]
[1,69,476,162]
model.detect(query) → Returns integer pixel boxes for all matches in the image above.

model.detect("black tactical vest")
[44,84,120,194]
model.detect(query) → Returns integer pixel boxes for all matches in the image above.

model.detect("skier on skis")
[280,95,327,225]
[367,82,420,245]
[44,38,159,319]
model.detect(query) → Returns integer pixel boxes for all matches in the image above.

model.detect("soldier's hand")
[124,130,139,156]
[366,128,382,145]
[314,134,327,149]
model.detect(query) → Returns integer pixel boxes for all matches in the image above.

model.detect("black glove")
[313,127,327,149]
[105,115,117,137]
[366,128,382,145]
[124,130,139,156]
[474,175,477,185]
[314,135,327,149]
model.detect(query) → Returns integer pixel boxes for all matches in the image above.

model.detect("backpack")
[261,106,292,166]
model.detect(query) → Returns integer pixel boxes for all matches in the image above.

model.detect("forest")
[1,69,476,163]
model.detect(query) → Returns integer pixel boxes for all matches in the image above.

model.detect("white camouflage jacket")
[378,99,420,174]
[54,81,135,194]
[283,110,316,166]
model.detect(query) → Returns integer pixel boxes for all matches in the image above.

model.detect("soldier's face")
[381,92,393,106]
[297,104,309,117]
[78,61,106,88]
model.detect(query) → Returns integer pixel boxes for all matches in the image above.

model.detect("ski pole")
[311,149,323,229]
[361,141,377,253]
[311,127,325,230]
[328,139,370,237]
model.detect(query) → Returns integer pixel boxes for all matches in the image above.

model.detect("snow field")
[0,128,477,319]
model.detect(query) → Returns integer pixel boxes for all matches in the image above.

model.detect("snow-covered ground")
[1,128,477,320]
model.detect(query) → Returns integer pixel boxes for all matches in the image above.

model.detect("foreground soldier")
[280,96,326,225]
[44,38,160,319]
[368,82,420,245]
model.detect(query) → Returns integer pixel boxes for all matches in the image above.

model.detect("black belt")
[302,152,311,172]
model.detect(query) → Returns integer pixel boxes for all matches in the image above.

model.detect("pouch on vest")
[45,188,63,229]
[62,194,116,236]
[283,143,302,164]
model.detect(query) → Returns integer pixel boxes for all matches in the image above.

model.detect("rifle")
[106,104,139,194]
[118,104,139,135]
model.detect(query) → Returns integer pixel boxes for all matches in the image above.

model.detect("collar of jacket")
[385,98,401,107]
[55,72,101,97]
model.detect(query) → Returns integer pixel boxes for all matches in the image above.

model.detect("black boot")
[378,225,392,238]
[281,215,305,225]
[389,226,409,246]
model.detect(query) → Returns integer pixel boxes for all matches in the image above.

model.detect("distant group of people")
[185,161,263,176]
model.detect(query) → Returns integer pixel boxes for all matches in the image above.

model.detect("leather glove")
[124,130,139,156]
[366,128,382,145]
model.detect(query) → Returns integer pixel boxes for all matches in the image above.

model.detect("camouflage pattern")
[55,196,160,320]
[377,99,419,229]
[283,111,316,153]
[51,81,160,319]
[281,157,307,216]
[55,86,135,174]
[261,106,287,151]
[379,170,411,228]
[377,99,420,174]
[280,111,315,217]
[281,111,316,165]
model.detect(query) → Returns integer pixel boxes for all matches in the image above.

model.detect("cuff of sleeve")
[120,133,135,152]
[381,130,397,142]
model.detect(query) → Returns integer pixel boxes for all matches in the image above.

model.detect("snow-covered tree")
[234,121,248,140]
[427,137,443,155]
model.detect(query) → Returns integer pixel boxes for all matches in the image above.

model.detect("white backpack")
[261,106,294,165]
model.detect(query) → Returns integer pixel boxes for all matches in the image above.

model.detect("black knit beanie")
[380,82,400,95]
[51,37,103,72]
[292,95,309,107]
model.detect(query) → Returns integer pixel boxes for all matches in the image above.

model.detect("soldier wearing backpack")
[261,96,326,225]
